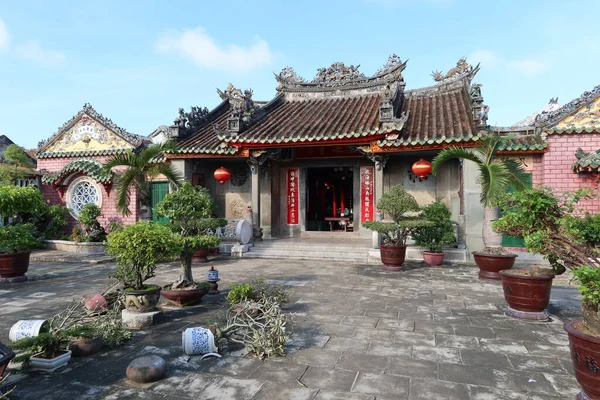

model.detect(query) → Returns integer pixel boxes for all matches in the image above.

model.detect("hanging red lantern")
[214,166,232,184]
[411,159,432,179]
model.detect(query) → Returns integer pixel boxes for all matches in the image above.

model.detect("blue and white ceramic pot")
[182,327,218,355]
[9,319,48,342]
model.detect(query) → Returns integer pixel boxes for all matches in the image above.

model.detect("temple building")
[34,54,600,258]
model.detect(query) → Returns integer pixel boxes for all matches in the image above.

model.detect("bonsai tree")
[432,133,529,253]
[106,222,182,291]
[154,182,227,289]
[363,184,430,246]
[0,224,40,254]
[0,144,35,186]
[102,141,182,216]
[0,185,47,226]
[412,200,456,253]
[73,204,106,242]
[493,187,600,334]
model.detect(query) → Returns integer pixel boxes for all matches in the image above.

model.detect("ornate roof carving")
[431,58,480,83]
[536,84,600,128]
[311,62,366,84]
[573,148,600,173]
[374,54,404,77]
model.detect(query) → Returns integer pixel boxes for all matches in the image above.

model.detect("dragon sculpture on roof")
[431,57,474,82]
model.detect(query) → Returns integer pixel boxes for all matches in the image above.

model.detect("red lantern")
[411,159,432,179]
[214,166,232,184]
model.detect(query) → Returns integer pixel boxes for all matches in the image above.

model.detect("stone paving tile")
[435,333,480,349]
[384,357,438,378]
[543,372,582,398]
[299,366,357,392]
[492,369,558,396]
[323,336,369,353]
[507,354,568,374]
[336,352,388,373]
[248,361,308,382]
[351,372,409,397]
[467,385,530,400]
[199,376,265,400]
[340,315,379,328]
[412,345,461,364]
[252,384,317,400]
[317,323,356,337]
[291,349,343,368]
[478,338,530,355]
[313,391,375,400]
[375,318,415,331]
[414,321,454,334]
[453,324,495,338]
[367,340,412,358]
[438,363,497,386]
[408,378,470,400]
[200,357,262,378]
[353,326,395,341]
[460,349,513,369]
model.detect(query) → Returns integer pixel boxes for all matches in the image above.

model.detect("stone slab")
[122,309,162,330]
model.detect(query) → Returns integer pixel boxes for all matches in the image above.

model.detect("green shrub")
[227,278,290,306]
[227,283,256,305]
[412,200,456,252]
[363,184,431,246]
[0,223,40,253]
[106,222,182,290]
[38,205,70,240]
[76,204,106,242]
[0,185,47,225]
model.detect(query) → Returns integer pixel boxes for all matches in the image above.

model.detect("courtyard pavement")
[0,251,583,400]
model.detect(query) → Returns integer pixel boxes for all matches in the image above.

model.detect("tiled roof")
[41,159,112,184]
[547,126,600,134]
[512,98,561,127]
[535,85,600,128]
[36,148,132,159]
[498,135,547,152]
[573,148,600,173]
[378,87,478,149]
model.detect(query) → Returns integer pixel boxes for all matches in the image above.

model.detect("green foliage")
[227,278,290,306]
[432,134,529,208]
[0,223,40,253]
[0,185,47,224]
[362,184,431,246]
[107,218,124,233]
[103,141,182,216]
[37,205,69,240]
[76,204,107,242]
[0,144,34,186]
[106,222,182,290]
[412,200,456,252]
[573,266,600,306]
[566,213,600,247]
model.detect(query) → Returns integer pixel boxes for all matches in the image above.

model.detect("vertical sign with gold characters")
[287,168,299,225]
[360,166,374,222]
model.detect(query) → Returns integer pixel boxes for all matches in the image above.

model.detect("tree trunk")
[582,299,600,336]
[483,207,502,249]
[172,251,194,289]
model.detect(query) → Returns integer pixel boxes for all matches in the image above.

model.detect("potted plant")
[412,200,456,265]
[432,133,529,279]
[105,222,182,312]
[363,184,430,271]
[154,182,227,306]
[493,187,600,397]
[0,224,40,283]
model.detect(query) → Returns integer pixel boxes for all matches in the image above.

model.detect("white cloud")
[156,27,272,72]
[507,58,549,76]
[0,18,9,52]
[15,41,65,66]
[468,49,499,67]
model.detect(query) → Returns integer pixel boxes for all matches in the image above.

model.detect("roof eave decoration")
[536,84,600,128]
[215,84,257,136]
[573,148,600,173]
[275,54,407,92]
[36,103,145,157]
[41,159,113,185]
[431,58,481,85]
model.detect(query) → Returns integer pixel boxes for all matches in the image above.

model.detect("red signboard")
[287,168,299,225]
[360,166,374,222]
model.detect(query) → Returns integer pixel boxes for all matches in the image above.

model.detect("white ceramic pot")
[182,327,218,355]
[30,350,72,373]
[9,320,48,342]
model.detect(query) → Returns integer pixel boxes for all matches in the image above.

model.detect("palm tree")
[103,141,182,217]
[431,133,529,252]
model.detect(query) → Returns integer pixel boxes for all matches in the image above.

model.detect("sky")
[0,0,599,149]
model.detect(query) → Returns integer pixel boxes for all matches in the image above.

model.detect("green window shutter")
[501,173,532,247]
[150,182,169,224]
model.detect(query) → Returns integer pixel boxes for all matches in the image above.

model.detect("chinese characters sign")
[287,168,299,225]
[498,155,534,172]
[360,166,374,222]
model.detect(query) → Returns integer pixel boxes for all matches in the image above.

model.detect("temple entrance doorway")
[305,167,354,232]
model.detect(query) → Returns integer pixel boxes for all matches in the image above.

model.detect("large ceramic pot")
[192,248,210,263]
[182,327,218,356]
[0,251,31,283]
[122,285,161,313]
[500,270,554,320]
[30,350,72,373]
[380,244,407,272]
[565,320,600,399]
[472,252,517,280]
[9,319,48,342]
[423,251,445,266]
[161,287,209,307]
[68,337,103,357]
[0,342,15,378]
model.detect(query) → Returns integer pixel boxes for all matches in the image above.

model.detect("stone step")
[242,251,371,263]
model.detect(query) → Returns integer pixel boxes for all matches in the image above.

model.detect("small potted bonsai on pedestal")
[432,134,529,280]
[494,187,600,398]
[412,199,456,266]
[363,184,430,271]
[106,222,181,312]
[154,182,227,306]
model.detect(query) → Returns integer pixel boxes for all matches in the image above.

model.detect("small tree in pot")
[106,222,181,312]
[0,224,40,282]
[412,200,456,265]
[432,133,529,279]
[154,182,227,306]
[493,187,600,398]
[363,184,430,271]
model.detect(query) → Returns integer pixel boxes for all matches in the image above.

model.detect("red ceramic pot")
[380,244,407,272]
[192,248,210,263]
[423,251,445,266]
[161,287,209,307]
[472,252,517,280]
[500,270,554,313]
[565,320,600,399]
[0,251,31,282]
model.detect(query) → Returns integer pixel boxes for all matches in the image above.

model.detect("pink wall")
[37,155,139,229]
[536,133,600,213]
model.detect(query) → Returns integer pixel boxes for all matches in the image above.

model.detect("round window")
[67,177,102,216]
